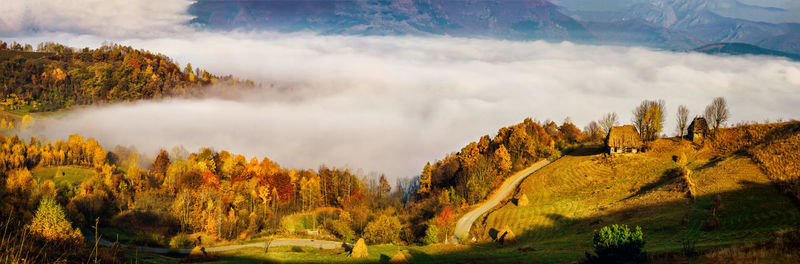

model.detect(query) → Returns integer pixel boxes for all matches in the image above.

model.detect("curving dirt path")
[87,232,348,254]
[451,159,552,243]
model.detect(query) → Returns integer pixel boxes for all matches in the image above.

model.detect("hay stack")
[677,152,688,165]
[499,226,516,246]
[189,246,205,256]
[516,194,529,207]
[350,238,369,258]
[671,166,696,200]
[388,251,410,264]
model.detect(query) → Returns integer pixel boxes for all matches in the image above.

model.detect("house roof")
[688,117,710,134]
[606,125,643,148]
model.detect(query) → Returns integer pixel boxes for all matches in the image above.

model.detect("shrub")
[130,231,164,247]
[169,233,192,248]
[586,224,646,263]
[363,215,402,244]
[422,224,439,245]
[280,216,297,234]
[325,219,354,242]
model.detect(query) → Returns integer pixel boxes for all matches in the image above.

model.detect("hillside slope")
[476,135,799,263]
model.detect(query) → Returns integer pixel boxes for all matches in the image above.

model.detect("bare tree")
[584,121,603,141]
[704,97,729,131]
[599,112,619,136]
[676,105,689,138]
[632,99,666,141]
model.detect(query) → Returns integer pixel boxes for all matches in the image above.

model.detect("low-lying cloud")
[0,0,193,37]
[15,32,800,181]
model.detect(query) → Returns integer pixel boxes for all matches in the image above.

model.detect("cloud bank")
[18,33,800,181]
[0,0,193,37]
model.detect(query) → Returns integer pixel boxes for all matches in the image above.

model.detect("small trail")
[450,158,553,243]
[85,232,349,254]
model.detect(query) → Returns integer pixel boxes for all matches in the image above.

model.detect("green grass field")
[32,166,98,187]
[477,140,799,263]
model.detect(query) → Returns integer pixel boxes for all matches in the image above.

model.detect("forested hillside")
[0,40,253,112]
[418,117,583,205]
[0,132,406,262]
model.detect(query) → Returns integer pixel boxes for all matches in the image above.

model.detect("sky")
[2,0,800,181]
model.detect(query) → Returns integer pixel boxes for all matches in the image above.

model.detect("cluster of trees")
[418,118,580,205]
[0,133,413,249]
[592,96,731,144]
[0,40,253,111]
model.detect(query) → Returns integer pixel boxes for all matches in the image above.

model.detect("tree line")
[0,133,413,258]
[0,40,254,112]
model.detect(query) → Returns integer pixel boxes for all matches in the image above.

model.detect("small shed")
[688,117,710,143]
[606,125,643,154]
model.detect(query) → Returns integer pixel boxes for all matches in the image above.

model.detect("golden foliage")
[28,198,84,244]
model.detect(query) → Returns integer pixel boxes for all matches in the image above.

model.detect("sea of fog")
[11,32,800,181]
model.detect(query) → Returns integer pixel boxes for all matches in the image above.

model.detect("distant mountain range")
[189,0,800,57]
[694,42,800,61]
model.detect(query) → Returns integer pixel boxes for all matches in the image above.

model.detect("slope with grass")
[32,166,98,188]
[477,139,799,263]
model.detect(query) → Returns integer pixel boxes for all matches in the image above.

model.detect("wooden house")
[606,125,643,154]
[688,117,710,143]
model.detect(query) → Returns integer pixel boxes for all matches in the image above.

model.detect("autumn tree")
[363,214,402,244]
[676,105,689,138]
[558,119,582,142]
[20,114,33,130]
[632,99,665,141]
[378,174,391,197]
[300,175,321,211]
[584,121,603,142]
[152,149,170,182]
[418,162,432,196]
[493,145,512,174]
[29,198,84,244]
[599,112,619,136]
[437,206,453,243]
[704,97,729,131]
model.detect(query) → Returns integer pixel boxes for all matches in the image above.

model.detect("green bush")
[130,231,164,247]
[290,246,304,252]
[586,224,646,263]
[168,233,192,248]
[325,219,354,243]
[363,215,402,244]
[422,224,440,245]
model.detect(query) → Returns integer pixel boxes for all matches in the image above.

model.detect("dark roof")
[606,125,643,148]
[689,117,709,134]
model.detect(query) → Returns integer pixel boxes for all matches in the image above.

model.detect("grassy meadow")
[477,140,799,263]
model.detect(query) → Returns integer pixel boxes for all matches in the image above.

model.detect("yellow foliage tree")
[20,114,33,130]
[28,198,84,244]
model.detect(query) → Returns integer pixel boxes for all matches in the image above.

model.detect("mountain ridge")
[189,0,800,56]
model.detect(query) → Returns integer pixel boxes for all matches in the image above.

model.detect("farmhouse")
[606,125,643,154]
[688,117,710,143]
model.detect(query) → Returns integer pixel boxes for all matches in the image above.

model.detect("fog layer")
[17,33,800,180]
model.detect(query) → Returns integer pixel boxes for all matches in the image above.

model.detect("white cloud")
[0,0,193,37]
[15,32,800,182]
